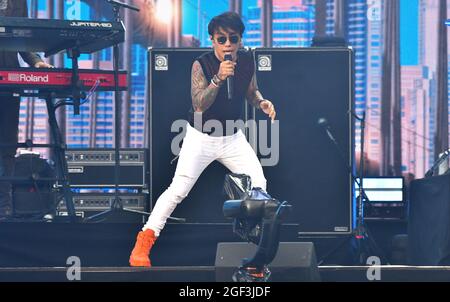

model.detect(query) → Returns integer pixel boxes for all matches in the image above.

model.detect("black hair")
[208,12,245,37]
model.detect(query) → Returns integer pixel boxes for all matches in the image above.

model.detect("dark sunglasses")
[216,35,240,45]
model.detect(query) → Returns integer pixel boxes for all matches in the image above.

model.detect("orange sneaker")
[129,229,157,267]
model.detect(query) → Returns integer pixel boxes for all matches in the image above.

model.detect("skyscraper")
[415,0,444,172]
[346,0,368,158]
[365,0,383,173]
[245,0,316,47]
[401,66,431,178]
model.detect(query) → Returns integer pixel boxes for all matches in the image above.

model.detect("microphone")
[317,117,329,129]
[224,54,233,100]
[106,0,140,11]
[425,148,450,178]
[317,117,337,144]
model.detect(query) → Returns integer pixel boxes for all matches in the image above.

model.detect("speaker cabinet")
[148,48,354,233]
[252,48,354,235]
[149,48,232,222]
[409,174,450,265]
[215,242,321,282]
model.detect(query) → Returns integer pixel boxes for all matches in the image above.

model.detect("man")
[129,12,276,267]
[0,0,53,220]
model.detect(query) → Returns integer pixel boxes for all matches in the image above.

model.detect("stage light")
[156,0,173,24]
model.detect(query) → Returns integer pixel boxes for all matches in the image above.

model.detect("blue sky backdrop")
[400,0,419,65]
[184,0,418,66]
[35,0,419,66]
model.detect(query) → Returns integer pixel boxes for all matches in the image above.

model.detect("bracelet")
[212,74,223,87]
[210,78,219,88]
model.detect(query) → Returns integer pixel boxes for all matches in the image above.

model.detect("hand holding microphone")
[217,53,235,100]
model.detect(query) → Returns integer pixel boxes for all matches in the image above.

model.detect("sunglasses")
[216,35,240,45]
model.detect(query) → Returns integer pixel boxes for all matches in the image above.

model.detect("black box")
[148,48,354,235]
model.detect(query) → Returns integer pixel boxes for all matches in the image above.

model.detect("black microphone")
[106,0,140,11]
[224,54,233,100]
[425,148,450,178]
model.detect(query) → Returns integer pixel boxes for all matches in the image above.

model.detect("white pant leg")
[217,131,267,191]
[143,125,216,236]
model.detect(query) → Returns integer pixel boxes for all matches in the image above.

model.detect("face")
[211,27,242,61]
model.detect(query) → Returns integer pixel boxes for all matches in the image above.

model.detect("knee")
[166,175,195,204]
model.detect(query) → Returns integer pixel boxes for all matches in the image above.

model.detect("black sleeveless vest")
[189,49,254,135]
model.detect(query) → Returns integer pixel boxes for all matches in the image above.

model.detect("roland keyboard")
[0,68,128,92]
[0,17,125,56]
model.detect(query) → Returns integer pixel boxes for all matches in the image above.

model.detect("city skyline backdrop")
[16,0,450,180]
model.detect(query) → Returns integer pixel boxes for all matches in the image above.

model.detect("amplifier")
[64,149,148,188]
[57,193,148,222]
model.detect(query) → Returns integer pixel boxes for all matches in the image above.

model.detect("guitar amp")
[64,149,148,188]
[57,193,148,221]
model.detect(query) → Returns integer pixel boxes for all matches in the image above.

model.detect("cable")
[364,107,434,142]
[362,119,434,153]
[81,80,101,105]
[355,108,435,152]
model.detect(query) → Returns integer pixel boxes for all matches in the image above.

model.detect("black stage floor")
[0,220,428,282]
[1,266,450,282]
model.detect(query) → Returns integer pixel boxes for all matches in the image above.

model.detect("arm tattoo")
[191,61,220,112]
[246,73,264,108]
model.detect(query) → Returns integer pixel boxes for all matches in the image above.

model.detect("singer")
[129,12,276,267]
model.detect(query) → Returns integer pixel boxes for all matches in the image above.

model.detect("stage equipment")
[0,68,127,91]
[0,14,127,221]
[148,47,354,231]
[409,174,450,265]
[56,192,147,222]
[12,154,56,218]
[356,177,405,220]
[317,111,388,265]
[0,17,125,56]
[65,149,148,188]
[215,242,320,282]
[425,149,450,178]
[222,174,292,282]
[148,48,230,223]
[252,48,354,235]
[82,0,147,222]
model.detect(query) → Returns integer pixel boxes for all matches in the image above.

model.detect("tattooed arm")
[247,72,277,122]
[191,60,221,112]
[246,73,264,109]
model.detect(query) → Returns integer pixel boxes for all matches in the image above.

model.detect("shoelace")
[137,232,154,249]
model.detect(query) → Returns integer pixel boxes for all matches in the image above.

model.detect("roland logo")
[69,21,112,28]
[9,73,49,83]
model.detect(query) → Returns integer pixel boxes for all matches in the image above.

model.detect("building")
[245,0,316,47]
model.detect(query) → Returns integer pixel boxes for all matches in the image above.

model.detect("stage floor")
[0,220,423,282]
[1,266,450,282]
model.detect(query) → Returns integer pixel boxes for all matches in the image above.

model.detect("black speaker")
[148,48,354,231]
[252,48,354,235]
[409,174,450,265]
[149,48,239,223]
[215,242,320,282]
[13,154,56,216]
[65,149,148,188]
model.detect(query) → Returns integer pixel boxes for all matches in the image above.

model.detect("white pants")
[143,123,267,236]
